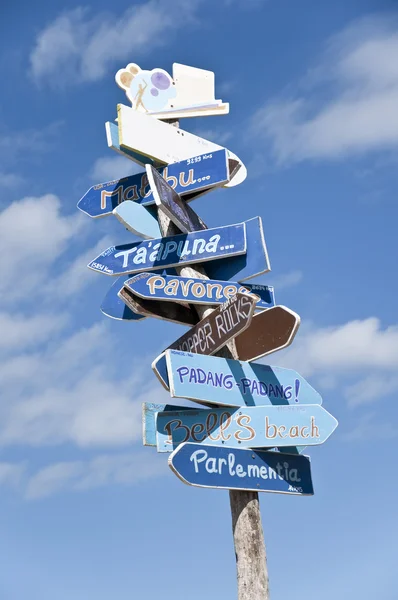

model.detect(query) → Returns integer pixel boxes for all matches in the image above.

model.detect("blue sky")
[0,0,397,597]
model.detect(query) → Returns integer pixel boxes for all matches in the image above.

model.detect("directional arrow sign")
[113,201,161,239]
[156,404,337,452]
[162,349,323,407]
[167,293,256,355]
[169,443,314,495]
[77,149,230,217]
[235,305,300,361]
[146,164,207,233]
[142,402,195,447]
[124,272,275,310]
[87,222,247,276]
[105,121,152,166]
[100,275,146,321]
[117,104,247,188]
[118,286,198,326]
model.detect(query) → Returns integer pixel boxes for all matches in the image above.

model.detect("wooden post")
[156,120,270,599]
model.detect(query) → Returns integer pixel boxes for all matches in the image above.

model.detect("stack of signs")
[80,62,338,497]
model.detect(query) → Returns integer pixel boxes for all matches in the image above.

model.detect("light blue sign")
[156,404,337,452]
[113,201,161,239]
[142,402,195,446]
[203,216,270,282]
[100,275,146,321]
[87,222,246,276]
[77,147,228,217]
[169,443,314,495]
[163,350,323,407]
[124,272,275,310]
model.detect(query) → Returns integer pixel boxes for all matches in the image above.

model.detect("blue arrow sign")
[156,404,337,452]
[87,222,247,276]
[113,201,161,239]
[169,443,314,495]
[100,275,146,321]
[124,272,275,310]
[163,350,323,407]
[77,147,229,217]
[203,216,270,282]
[142,402,195,446]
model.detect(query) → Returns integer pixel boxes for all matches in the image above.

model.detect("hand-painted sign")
[118,286,198,326]
[156,404,337,452]
[100,275,146,321]
[116,62,229,119]
[147,164,207,233]
[87,222,246,276]
[152,352,170,391]
[77,149,229,217]
[163,350,322,407]
[124,272,275,310]
[202,217,270,283]
[142,402,195,447]
[113,201,161,239]
[169,443,314,495]
[235,305,300,361]
[106,121,153,166]
[117,104,247,187]
[168,293,256,355]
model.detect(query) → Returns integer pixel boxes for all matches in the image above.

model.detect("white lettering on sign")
[189,450,302,483]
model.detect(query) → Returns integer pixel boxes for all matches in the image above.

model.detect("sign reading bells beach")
[80,58,339,600]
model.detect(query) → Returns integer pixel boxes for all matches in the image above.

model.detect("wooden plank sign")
[117,104,247,187]
[235,305,300,361]
[118,286,198,326]
[124,272,275,310]
[142,402,195,447]
[167,293,256,355]
[163,350,323,407]
[169,443,314,495]
[105,121,153,166]
[156,404,338,452]
[146,164,207,233]
[113,201,161,239]
[87,222,247,276]
[77,149,230,217]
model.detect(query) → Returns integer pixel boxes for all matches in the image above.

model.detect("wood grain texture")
[156,121,269,599]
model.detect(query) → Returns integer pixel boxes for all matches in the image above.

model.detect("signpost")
[82,59,339,600]
[169,443,314,495]
[77,149,230,217]
[156,404,337,451]
[147,164,207,232]
[162,349,323,407]
[167,293,256,355]
[123,272,275,309]
[87,222,247,276]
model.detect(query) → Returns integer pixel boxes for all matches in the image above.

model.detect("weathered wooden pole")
[156,119,270,599]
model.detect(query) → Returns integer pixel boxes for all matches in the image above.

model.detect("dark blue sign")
[77,148,229,217]
[88,222,246,276]
[100,276,146,321]
[125,272,275,310]
[169,443,314,495]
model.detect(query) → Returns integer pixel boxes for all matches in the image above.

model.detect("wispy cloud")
[30,1,204,86]
[90,156,143,183]
[251,14,398,164]
[271,269,303,290]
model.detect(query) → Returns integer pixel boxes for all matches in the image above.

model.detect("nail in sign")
[167,293,256,356]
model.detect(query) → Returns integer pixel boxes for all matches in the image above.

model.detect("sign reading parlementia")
[87,222,247,276]
[156,404,338,452]
[77,149,229,217]
[169,443,314,495]
[160,350,323,407]
[124,272,275,310]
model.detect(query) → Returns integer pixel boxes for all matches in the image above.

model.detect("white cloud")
[193,128,232,146]
[345,374,398,407]
[251,14,398,163]
[90,156,143,183]
[274,317,398,377]
[0,172,24,189]
[342,411,398,441]
[0,462,25,488]
[30,1,203,85]
[0,311,68,351]
[271,269,303,290]
[0,194,85,301]
[25,452,166,499]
